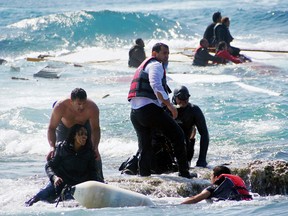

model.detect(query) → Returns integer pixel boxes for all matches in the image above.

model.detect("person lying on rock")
[181,165,252,204]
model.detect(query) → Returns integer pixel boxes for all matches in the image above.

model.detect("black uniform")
[176,103,209,167]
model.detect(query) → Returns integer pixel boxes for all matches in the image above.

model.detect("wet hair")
[152,43,169,53]
[65,124,90,146]
[221,17,230,24]
[212,12,221,23]
[71,88,87,101]
[213,165,231,177]
[135,38,144,46]
[200,38,208,46]
[217,41,227,51]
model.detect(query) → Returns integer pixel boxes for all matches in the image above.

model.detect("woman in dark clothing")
[25,124,98,206]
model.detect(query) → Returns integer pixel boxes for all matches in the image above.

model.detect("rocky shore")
[107,160,288,198]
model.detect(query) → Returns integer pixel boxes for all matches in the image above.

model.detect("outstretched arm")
[181,189,211,204]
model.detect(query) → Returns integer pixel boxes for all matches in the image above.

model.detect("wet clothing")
[26,140,97,206]
[203,23,217,47]
[56,120,104,183]
[213,24,240,56]
[215,50,242,64]
[193,46,223,66]
[206,174,252,201]
[175,103,209,167]
[128,45,146,68]
[128,58,190,177]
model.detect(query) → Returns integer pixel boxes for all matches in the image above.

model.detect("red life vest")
[127,57,168,101]
[215,174,252,200]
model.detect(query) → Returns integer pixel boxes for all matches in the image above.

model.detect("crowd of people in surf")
[128,12,251,68]
[24,12,253,207]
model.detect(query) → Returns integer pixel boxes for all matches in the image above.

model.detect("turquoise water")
[0,0,287,215]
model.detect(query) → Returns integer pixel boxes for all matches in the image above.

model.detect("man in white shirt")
[127,43,193,178]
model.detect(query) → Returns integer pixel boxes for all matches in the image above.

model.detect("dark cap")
[173,86,190,100]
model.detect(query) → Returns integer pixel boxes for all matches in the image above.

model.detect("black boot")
[178,170,197,179]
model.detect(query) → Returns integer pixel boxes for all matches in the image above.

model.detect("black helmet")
[172,86,190,104]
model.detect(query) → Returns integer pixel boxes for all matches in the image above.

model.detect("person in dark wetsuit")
[172,86,209,167]
[25,124,98,206]
[181,165,252,204]
[193,38,224,66]
[119,86,209,175]
[203,11,222,47]
[128,38,146,68]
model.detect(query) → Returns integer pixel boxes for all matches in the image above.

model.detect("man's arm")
[181,189,211,204]
[149,62,178,119]
[89,102,101,160]
[47,102,63,160]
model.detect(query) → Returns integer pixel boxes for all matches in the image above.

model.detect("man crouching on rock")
[47,87,104,182]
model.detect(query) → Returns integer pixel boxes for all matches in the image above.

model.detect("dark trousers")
[130,103,189,176]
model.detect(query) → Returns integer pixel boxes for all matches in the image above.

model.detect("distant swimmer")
[193,38,224,66]
[0,58,7,65]
[213,16,241,57]
[128,38,146,68]
[181,165,252,204]
[215,41,243,64]
[203,12,222,47]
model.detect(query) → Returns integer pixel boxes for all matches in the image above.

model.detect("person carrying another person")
[193,38,224,66]
[181,165,252,204]
[215,41,243,64]
[128,38,146,68]
[128,42,193,179]
[47,88,104,183]
[25,124,99,206]
[203,11,222,47]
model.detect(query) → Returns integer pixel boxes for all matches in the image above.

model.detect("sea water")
[0,0,287,215]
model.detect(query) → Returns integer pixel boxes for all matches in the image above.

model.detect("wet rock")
[107,160,288,198]
[246,160,288,196]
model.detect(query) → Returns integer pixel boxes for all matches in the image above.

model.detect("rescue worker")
[128,42,193,178]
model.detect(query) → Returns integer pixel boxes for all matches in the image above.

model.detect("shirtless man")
[47,88,104,182]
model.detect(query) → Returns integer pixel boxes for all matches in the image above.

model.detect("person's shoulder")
[87,99,99,112]
[146,59,161,69]
[52,98,69,112]
[188,103,202,111]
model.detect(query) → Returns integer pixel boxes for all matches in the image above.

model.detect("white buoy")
[71,181,154,208]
